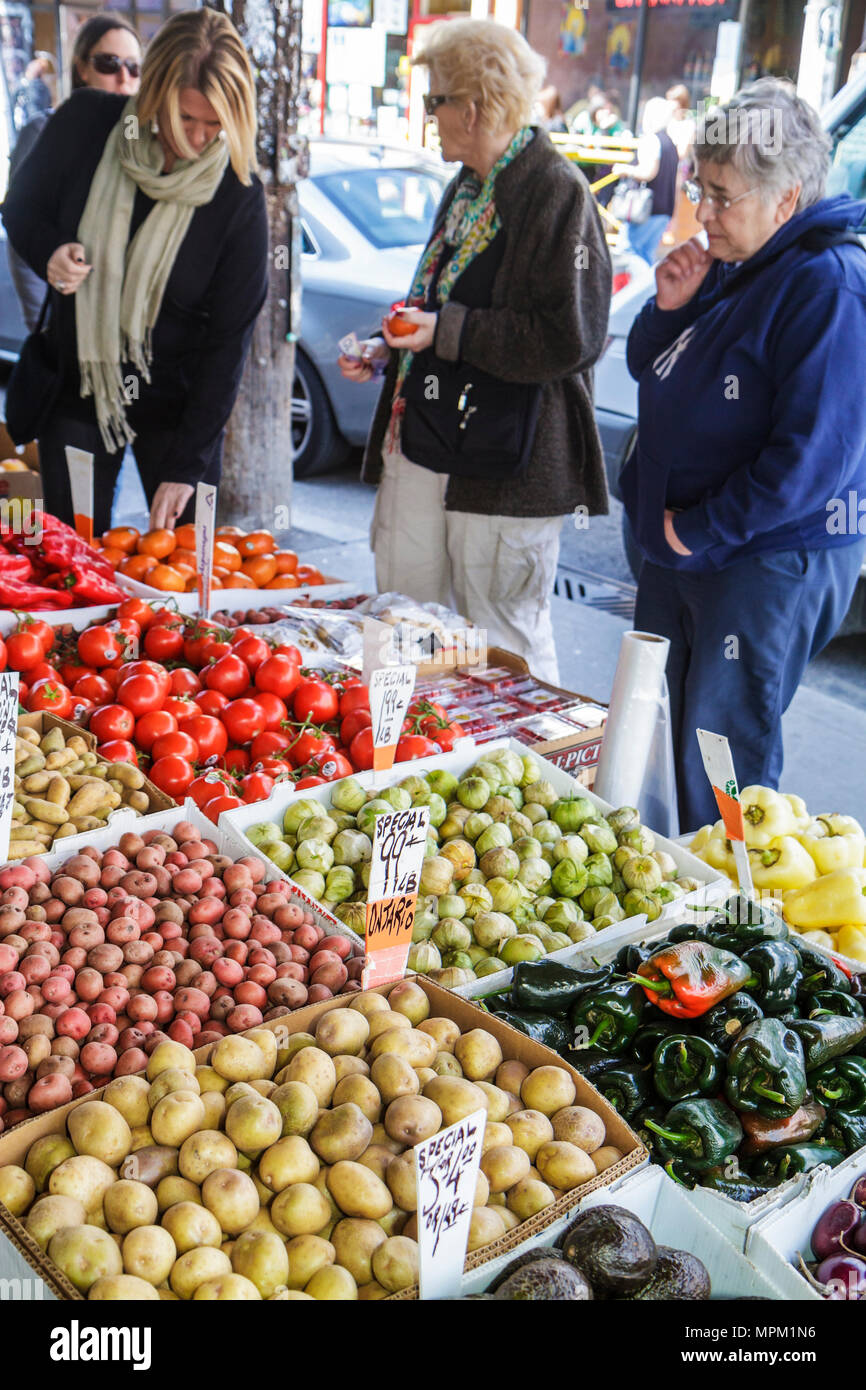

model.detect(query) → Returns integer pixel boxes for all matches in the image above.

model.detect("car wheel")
[292,350,350,479]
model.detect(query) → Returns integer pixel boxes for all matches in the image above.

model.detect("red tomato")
[341,709,372,746]
[312,750,354,781]
[254,756,290,779]
[27,661,61,686]
[251,691,288,731]
[144,625,185,662]
[222,698,267,746]
[411,699,449,723]
[250,729,292,762]
[117,597,157,632]
[27,681,73,718]
[294,775,326,789]
[77,626,122,668]
[162,696,196,722]
[204,654,249,698]
[89,704,135,743]
[69,696,96,722]
[5,631,45,672]
[72,673,114,705]
[178,713,227,761]
[293,678,339,725]
[134,710,178,752]
[219,748,251,776]
[194,689,230,718]
[0,637,5,672]
[169,668,202,697]
[102,668,124,693]
[60,662,96,687]
[116,673,165,719]
[200,792,242,823]
[272,643,302,664]
[254,655,300,701]
[182,628,224,668]
[189,771,236,808]
[289,728,335,768]
[396,734,440,762]
[149,755,196,799]
[17,618,55,653]
[123,660,171,698]
[230,635,270,672]
[97,739,139,763]
[339,685,370,717]
[349,726,374,771]
[107,617,141,646]
[433,723,467,751]
[240,771,275,803]
[151,730,199,761]
[151,607,186,629]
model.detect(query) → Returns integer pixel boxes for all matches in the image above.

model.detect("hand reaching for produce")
[381,309,437,353]
[46,242,92,295]
[150,481,194,531]
[655,237,713,312]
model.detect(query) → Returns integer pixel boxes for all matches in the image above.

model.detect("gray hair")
[694,79,831,210]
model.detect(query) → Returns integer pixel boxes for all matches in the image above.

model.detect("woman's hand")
[655,237,713,312]
[664,509,692,555]
[150,481,194,531]
[338,337,389,383]
[46,242,92,295]
[381,310,437,353]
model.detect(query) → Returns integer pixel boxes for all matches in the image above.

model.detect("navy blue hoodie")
[621,194,866,572]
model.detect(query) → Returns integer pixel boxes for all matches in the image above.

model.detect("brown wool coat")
[361,127,613,518]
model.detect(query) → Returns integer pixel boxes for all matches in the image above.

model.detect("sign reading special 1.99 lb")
[362,804,430,989]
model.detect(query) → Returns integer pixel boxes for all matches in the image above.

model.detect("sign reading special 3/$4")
[414,1108,487,1301]
[362,803,430,989]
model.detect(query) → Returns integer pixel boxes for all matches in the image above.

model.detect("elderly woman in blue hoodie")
[621,79,866,828]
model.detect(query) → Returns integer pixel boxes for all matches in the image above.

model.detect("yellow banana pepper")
[740,785,797,848]
[796,819,866,875]
[747,836,818,891]
[697,836,737,879]
[815,813,865,838]
[783,793,811,830]
[835,925,866,966]
[689,824,719,853]
[783,867,866,929]
[797,929,837,952]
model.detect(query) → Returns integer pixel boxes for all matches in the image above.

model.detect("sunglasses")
[423,93,450,117]
[90,53,140,78]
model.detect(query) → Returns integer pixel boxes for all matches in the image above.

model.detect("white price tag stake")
[362,616,395,686]
[696,728,754,897]
[362,804,430,990]
[65,447,94,546]
[414,1109,486,1301]
[369,664,416,774]
[0,673,21,864]
[195,483,217,619]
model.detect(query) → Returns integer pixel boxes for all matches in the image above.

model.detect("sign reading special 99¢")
[362,804,430,989]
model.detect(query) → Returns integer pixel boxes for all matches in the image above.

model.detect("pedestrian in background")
[613,96,677,264]
[621,80,866,827]
[3,7,267,535]
[5,13,142,333]
[339,19,612,683]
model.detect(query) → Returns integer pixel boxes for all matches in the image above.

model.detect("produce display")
[468,1205,710,1300]
[242,747,700,977]
[95,523,327,594]
[0,819,360,1130]
[0,986,618,1299]
[476,893,866,1200]
[796,1171,866,1299]
[11,722,153,860]
[0,510,124,611]
[689,787,866,963]
[411,666,607,748]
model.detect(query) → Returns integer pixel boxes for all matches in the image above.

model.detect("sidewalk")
[114,453,866,824]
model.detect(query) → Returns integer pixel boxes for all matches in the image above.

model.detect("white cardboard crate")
[457,1163,784,1299]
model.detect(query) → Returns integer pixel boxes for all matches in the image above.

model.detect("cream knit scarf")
[76,97,229,452]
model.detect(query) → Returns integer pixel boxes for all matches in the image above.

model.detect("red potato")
[155,900,184,927]
[107,917,140,946]
[60,949,86,973]
[293,924,319,952]
[274,903,305,930]
[212,957,243,988]
[187,859,215,882]
[88,1003,119,1028]
[188,899,223,927]
[75,968,103,1003]
[80,1041,117,1074]
[311,962,348,993]
[0,945,19,974]
[0,866,37,891]
[158,921,183,944]
[71,1081,94,1099]
[83,888,108,909]
[141,966,175,993]
[115,1047,148,1075]
[102,971,128,989]
[256,894,285,918]
[233,981,267,1009]
[151,990,175,1024]
[308,950,342,974]
[0,971,26,997]
[248,965,277,988]
[121,872,158,899]
[121,965,144,991]
[36,1055,74,1079]
[249,918,280,947]
[198,1028,227,1045]
[346,958,364,981]
[2,888,30,911]
[268,979,308,1009]
[0,1044,28,1081]
[136,845,166,871]
[0,907,27,934]
[229,890,258,913]
[328,936,354,962]
[226,1004,263,1032]
[87,944,124,975]
[166,1019,195,1048]
[199,879,226,902]
[173,987,210,1019]
[209,996,235,1023]
[55,1008,90,1041]
[5,990,35,1021]
[27,1073,72,1113]
[150,950,176,969]
[238,857,267,885]
[63,857,102,888]
[26,987,45,1010]
[289,946,310,965]
[165,852,189,869]
[0,1019,19,1046]
[123,942,154,966]
[118,833,144,858]
[197,971,217,998]
[247,946,276,968]
[141,933,164,952]
[189,939,222,968]
[29,943,60,968]
[87,1023,119,1047]
[98,987,129,1015]
[51,877,85,906]
[222,910,251,941]
[20,921,51,945]
[223,941,248,966]
[307,985,333,1003]
[174,960,202,987]
[276,963,307,983]
[68,923,105,953]
[100,866,127,890]
[174,1010,201,1036]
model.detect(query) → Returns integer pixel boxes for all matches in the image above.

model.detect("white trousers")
[371,449,563,684]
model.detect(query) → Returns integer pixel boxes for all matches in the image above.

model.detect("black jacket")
[2,89,269,484]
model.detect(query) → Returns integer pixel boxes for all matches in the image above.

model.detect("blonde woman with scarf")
[3,8,268,535]
[339,20,612,683]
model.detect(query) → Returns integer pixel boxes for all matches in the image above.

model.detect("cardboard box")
[0,978,646,1301]
[17,711,96,751]
[0,422,41,508]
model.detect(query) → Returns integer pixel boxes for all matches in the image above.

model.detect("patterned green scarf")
[387,125,534,446]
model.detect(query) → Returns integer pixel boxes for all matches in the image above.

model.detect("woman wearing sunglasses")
[6,14,142,332]
[340,20,612,682]
[621,79,866,828]
[3,8,267,535]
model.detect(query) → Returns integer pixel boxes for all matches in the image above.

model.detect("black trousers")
[37,409,224,536]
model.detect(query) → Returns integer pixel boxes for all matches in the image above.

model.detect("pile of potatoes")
[0,983,622,1300]
[12,724,153,860]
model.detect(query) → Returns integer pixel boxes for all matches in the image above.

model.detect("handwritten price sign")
[414,1109,486,1301]
[369,664,416,773]
[0,673,20,864]
[363,805,429,989]
[195,483,217,619]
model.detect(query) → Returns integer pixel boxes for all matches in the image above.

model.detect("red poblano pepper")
[631,940,755,1020]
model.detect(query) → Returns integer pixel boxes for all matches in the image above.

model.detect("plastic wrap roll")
[594,630,670,810]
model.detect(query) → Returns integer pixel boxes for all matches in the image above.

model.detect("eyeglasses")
[683,178,757,213]
[423,93,450,117]
[90,53,140,78]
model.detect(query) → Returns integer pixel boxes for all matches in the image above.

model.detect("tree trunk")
[206,0,306,532]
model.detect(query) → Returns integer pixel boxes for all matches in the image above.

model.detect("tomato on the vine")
[293,775,326,789]
[189,771,235,809]
[293,678,339,725]
[396,734,440,762]
[116,672,165,719]
[311,750,354,781]
[90,704,135,743]
[220,748,251,776]
[432,723,467,751]
[178,713,227,761]
[249,691,287,731]
[149,755,196,799]
[200,792,242,823]
[255,757,292,779]
[204,654,249,699]
[288,728,335,768]
[60,661,96,687]
[16,617,55,653]
[5,631,45,672]
[133,710,178,752]
[28,661,63,687]
[230,635,270,672]
[162,695,196,722]
[348,726,374,771]
[249,729,292,763]
[169,668,202,697]
[254,655,300,701]
[194,689,230,718]
[271,643,302,665]
[341,709,372,746]
[221,698,266,746]
[240,771,275,803]
[117,597,157,632]
[77,626,123,669]
[144,625,185,662]
[151,730,199,762]
[72,673,114,705]
[96,739,138,764]
[339,685,370,718]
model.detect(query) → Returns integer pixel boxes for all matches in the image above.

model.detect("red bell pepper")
[0,575,73,609]
[630,941,755,1020]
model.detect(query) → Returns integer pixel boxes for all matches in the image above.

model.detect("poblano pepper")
[740,1098,826,1155]
[782,1013,866,1070]
[593,1061,652,1120]
[486,1009,572,1052]
[630,1016,693,1065]
[643,1098,744,1172]
[700,1171,777,1203]
[724,1018,807,1118]
[702,893,790,952]
[807,990,864,1020]
[632,941,754,1020]
[823,1109,866,1154]
[752,1143,846,1182]
[652,1034,725,1104]
[632,1104,669,1155]
[666,920,716,945]
[698,993,765,1052]
[613,942,655,973]
[742,941,802,1014]
[510,959,612,1016]
[560,1048,625,1080]
[569,980,645,1052]
[796,944,852,996]
[811,1055,866,1113]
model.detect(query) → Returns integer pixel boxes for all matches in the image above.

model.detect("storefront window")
[740,0,803,79]
[634,0,740,108]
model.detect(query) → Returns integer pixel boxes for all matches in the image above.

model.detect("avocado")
[487,1246,566,1293]
[560,1205,658,1295]
[620,1246,711,1300]
[494,1258,593,1301]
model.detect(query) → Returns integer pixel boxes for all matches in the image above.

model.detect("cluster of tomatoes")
[95,523,325,594]
[4,602,468,820]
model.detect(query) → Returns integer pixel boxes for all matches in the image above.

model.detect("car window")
[300,221,318,256]
[828,103,866,201]
[316,168,448,249]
